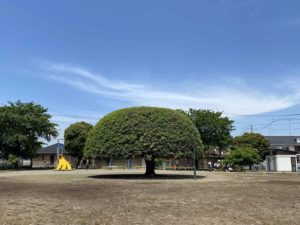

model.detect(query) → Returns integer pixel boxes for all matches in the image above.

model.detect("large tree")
[233,132,270,160]
[224,146,261,170]
[64,121,93,166]
[84,107,203,176]
[186,109,234,155]
[0,101,58,164]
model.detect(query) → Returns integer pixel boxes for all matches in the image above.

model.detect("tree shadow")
[88,173,206,180]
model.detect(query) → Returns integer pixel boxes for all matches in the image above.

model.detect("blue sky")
[1,0,300,142]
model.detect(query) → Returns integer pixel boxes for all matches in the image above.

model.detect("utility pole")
[56,138,64,159]
[250,124,253,133]
[57,139,59,160]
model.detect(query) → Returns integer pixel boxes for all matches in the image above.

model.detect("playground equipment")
[55,154,72,171]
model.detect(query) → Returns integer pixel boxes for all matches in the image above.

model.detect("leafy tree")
[186,109,234,155]
[0,101,58,164]
[224,146,261,170]
[64,121,93,166]
[84,107,203,176]
[234,132,270,160]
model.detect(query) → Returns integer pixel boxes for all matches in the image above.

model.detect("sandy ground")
[0,169,300,225]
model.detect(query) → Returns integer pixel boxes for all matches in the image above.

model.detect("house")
[32,143,75,168]
[264,136,300,172]
[32,143,145,169]
[265,136,300,151]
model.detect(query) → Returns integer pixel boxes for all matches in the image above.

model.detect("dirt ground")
[0,169,300,225]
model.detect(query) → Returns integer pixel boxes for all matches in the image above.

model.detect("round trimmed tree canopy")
[84,107,203,160]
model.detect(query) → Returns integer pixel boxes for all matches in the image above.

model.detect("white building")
[264,136,300,172]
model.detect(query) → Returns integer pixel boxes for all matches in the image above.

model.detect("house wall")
[32,154,75,168]
[271,145,295,151]
[275,155,294,172]
[32,154,56,168]
[289,146,295,151]
[265,156,276,171]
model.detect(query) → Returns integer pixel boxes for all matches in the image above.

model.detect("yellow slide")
[55,155,72,171]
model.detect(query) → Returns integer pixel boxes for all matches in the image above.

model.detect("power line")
[225,112,300,118]
[255,118,300,131]
[51,113,100,120]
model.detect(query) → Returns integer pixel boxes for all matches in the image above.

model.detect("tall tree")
[233,132,270,160]
[186,109,234,155]
[0,101,58,163]
[84,107,203,176]
[64,121,93,166]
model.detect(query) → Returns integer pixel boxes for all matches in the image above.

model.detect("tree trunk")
[145,157,156,176]
[195,159,199,170]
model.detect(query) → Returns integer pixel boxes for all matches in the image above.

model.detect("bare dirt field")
[0,169,300,225]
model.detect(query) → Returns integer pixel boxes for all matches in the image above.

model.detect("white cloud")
[43,62,300,115]
[51,114,99,125]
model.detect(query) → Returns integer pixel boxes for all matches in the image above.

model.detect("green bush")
[224,146,261,171]
[7,154,18,168]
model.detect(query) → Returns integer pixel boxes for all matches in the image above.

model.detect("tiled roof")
[264,136,300,146]
[37,143,69,154]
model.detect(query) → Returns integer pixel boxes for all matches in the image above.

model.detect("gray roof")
[37,143,69,155]
[264,136,300,146]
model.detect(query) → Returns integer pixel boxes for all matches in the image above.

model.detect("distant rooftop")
[37,143,69,155]
[264,136,300,146]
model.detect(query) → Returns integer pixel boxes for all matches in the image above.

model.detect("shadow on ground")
[89,174,206,180]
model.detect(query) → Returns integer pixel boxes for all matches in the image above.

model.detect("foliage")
[185,109,234,154]
[85,107,203,175]
[224,146,261,170]
[233,132,270,160]
[154,158,163,167]
[0,101,58,160]
[7,154,18,168]
[64,121,93,160]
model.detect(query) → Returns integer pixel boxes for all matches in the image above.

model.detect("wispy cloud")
[51,114,99,124]
[44,111,101,146]
[42,62,300,115]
